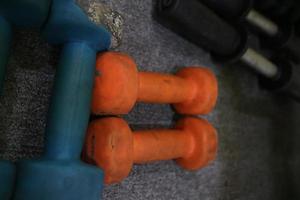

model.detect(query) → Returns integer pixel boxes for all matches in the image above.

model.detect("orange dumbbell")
[92,52,218,115]
[84,117,218,184]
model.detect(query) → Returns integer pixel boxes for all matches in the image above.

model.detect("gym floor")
[0,0,299,199]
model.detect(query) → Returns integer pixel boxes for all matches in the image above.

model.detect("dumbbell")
[13,1,111,200]
[92,52,218,115]
[0,0,51,94]
[83,117,218,184]
[198,0,300,61]
[0,161,15,200]
[0,1,50,199]
[156,0,300,101]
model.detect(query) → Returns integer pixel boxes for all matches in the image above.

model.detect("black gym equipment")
[155,0,300,101]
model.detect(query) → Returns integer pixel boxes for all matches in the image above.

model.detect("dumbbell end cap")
[84,117,133,184]
[176,117,218,170]
[14,160,104,200]
[92,52,138,115]
[174,67,218,115]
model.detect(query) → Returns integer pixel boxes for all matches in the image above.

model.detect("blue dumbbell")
[13,0,111,200]
[0,1,50,199]
[0,161,16,200]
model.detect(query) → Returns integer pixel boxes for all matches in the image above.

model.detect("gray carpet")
[0,0,299,199]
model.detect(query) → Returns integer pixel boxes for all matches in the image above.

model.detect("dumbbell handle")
[0,17,11,95]
[138,72,193,104]
[241,48,278,78]
[246,10,278,36]
[44,42,95,160]
[133,130,191,163]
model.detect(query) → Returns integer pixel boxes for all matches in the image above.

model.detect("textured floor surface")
[0,0,300,200]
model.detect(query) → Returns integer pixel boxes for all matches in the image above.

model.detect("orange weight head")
[175,117,218,170]
[84,117,134,184]
[92,52,138,115]
[174,67,218,115]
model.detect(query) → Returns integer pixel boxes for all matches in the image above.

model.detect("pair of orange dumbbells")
[83,52,219,184]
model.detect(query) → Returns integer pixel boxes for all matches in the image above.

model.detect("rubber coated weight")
[92,52,218,115]
[13,1,111,200]
[0,161,15,200]
[156,0,244,58]
[198,0,300,61]
[13,42,106,200]
[84,117,218,184]
[155,0,300,102]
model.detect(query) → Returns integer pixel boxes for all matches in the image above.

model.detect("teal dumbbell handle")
[45,42,95,160]
[0,16,11,95]
[13,42,104,200]
[0,161,15,200]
